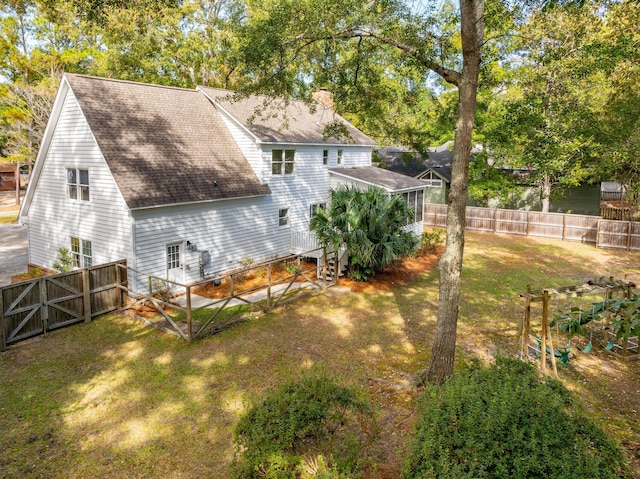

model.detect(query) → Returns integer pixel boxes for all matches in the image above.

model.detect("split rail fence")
[424,204,640,251]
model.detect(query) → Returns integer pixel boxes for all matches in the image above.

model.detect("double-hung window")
[67,168,90,201]
[272,149,295,175]
[322,149,329,166]
[71,237,92,268]
[279,208,289,227]
[309,203,326,230]
[337,149,343,165]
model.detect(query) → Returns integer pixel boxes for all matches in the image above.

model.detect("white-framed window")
[272,149,295,175]
[337,149,343,165]
[322,149,329,166]
[71,237,92,268]
[67,168,90,201]
[278,208,289,227]
[401,190,424,223]
[309,202,326,229]
[167,243,180,270]
[423,171,443,187]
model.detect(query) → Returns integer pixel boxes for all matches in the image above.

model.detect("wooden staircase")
[317,248,348,281]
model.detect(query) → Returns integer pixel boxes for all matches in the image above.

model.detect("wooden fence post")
[562,214,567,241]
[541,290,549,373]
[0,288,5,351]
[40,277,48,334]
[83,268,91,323]
[186,285,192,341]
[115,262,122,309]
[267,263,272,309]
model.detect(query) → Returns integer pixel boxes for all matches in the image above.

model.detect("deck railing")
[290,230,319,254]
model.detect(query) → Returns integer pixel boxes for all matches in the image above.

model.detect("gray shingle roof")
[199,87,376,146]
[376,147,453,182]
[66,74,271,209]
[329,166,428,192]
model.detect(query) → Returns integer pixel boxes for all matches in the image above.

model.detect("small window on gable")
[279,208,289,227]
[322,150,329,166]
[67,168,90,201]
[337,149,343,165]
[423,171,442,187]
[272,149,296,175]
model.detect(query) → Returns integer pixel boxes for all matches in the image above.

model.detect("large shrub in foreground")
[404,358,631,479]
[232,373,377,478]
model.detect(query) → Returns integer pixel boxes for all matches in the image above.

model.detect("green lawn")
[1,231,639,478]
[0,214,18,224]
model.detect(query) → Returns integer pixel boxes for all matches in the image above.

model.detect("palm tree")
[311,185,419,281]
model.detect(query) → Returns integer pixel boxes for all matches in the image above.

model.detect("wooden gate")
[1,260,126,349]
[1,279,43,345]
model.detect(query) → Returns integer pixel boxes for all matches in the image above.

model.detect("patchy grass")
[1,231,639,478]
[0,214,18,224]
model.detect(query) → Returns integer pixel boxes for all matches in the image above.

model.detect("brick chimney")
[312,88,334,110]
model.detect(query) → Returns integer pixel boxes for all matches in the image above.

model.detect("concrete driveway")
[0,223,28,286]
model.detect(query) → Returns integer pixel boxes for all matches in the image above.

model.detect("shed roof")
[66,74,270,209]
[199,87,376,146]
[329,166,428,193]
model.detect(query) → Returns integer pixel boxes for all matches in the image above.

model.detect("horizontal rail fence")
[0,260,126,350]
[424,204,639,250]
[121,248,336,341]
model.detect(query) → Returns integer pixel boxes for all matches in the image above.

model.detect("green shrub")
[418,230,444,255]
[52,247,75,272]
[232,373,377,478]
[403,357,631,479]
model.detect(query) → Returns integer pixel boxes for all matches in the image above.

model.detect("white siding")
[26,89,133,270]
[133,195,288,284]
[266,145,373,233]
[215,110,265,182]
[130,144,373,284]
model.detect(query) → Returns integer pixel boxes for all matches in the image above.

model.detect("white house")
[20,74,427,286]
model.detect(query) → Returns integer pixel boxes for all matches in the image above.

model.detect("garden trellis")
[518,278,635,376]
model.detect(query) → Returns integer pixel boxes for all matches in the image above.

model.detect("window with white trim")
[278,208,289,226]
[272,149,295,175]
[423,171,442,187]
[309,203,326,229]
[322,149,329,166]
[67,168,90,201]
[167,243,180,270]
[71,237,92,268]
[337,149,343,165]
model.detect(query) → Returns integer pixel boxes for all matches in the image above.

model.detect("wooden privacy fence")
[0,260,126,350]
[424,204,640,251]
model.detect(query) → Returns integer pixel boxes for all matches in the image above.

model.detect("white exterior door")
[166,242,184,283]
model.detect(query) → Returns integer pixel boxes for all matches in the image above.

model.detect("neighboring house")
[0,163,18,191]
[377,146,601,215]
[375,146,451,204]
[20,74,427,286]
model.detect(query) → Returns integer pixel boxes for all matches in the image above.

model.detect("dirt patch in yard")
[338,248,443,293]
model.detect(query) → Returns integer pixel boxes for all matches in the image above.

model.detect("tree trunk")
[421,0,483,385]
[15,162,21,206]
[541,175,551,212]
